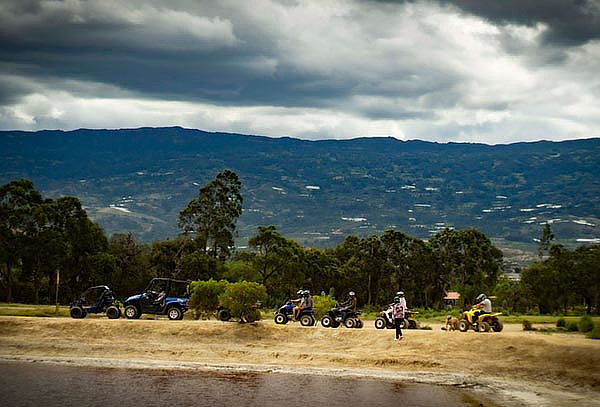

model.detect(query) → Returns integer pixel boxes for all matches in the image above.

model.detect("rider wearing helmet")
[293,289,313,321]
[291,289,304,320]
[472,294,492,326]
[394,291,407,313]
[392,296,405,341]
[340,291,357,311]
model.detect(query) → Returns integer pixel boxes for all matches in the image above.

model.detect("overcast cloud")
[1,0,599,143]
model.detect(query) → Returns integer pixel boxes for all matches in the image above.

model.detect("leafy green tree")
[107,233,152,296]
[179,169,243,260]
[538,223,555,259]
[571,244,600,314]
[0,179,43,302]
[429,228,503,307]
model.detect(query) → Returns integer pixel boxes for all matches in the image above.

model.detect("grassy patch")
[0,303,70,317]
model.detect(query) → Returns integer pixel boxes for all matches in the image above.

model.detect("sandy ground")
[1,316,599,406]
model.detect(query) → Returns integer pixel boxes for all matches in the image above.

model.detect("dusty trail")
[1,316,599,406]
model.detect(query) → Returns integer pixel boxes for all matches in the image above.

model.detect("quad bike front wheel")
[458,319,469,332]
[374,317,386,329]
[274,313,288,325]
[106,305,121,319]
[492,320,503,332]
[300,314,315,327]
[355,319,363,329]
[321,315,333,328]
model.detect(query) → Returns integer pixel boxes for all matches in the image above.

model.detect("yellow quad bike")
[459,307,503,332]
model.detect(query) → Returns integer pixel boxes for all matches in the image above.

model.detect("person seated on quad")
[291,289,305,320]
[340,291,357,311]
[471,293,492,326]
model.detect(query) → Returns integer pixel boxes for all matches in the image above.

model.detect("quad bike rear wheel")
[106,305,121,319]
[400,319,408,329]
[408,320,417,329]
[480,321,491,332]
[274,313,288,325]
[458,319,469,332]
[300,314,315,327]
[217,308,232,322]
[344,318,356,329]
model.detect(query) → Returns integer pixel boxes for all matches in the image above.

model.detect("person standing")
[392,295,405,341]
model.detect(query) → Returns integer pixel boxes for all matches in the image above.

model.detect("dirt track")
[1,316,599,406]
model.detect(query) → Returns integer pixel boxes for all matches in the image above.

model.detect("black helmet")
[476,293,486,303]
[393,296,400,303]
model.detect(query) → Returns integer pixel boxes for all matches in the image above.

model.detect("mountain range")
[1,127,599,261]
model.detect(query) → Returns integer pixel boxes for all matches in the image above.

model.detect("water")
[1,362,481,407]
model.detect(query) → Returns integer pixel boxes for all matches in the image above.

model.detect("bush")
[578,315,595,333]
[556,318,566,328]
[218,281,267,323]
[587,327,600,340]
[522,320,536,331]
[566,321,579,332]
[189,279,229,319]
[312,295,338,321]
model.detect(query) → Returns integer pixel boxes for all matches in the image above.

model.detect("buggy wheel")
[124,305,140,319]
[480,321,491,332]
[408,320,417,329]
[492,319,503,332]
[344,318,356,329]
[300,314,314,327]
[375,317,386,329]
[458,319,469,332]
[106,306,120,319]
[218,308,232,322]
[321,315,333,328]
[167,307,182,321]
[274,313,288,325]
[355,319,363,329]
[70,306,84,319]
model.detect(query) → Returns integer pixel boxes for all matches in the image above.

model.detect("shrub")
[556,318,566,328]
[587,327,600,340]
[522,320,536,331]
[312,295,338,321]
[566,321,579,332]
[188,279,229,319]
[578,315,595,333]
[218,281,267,323]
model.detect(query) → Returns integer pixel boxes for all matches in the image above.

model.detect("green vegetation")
[578,315,595,333]
[218,281,267,323]
[588,327,600,339]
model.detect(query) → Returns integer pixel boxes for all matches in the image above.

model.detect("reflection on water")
[1,362,479,407]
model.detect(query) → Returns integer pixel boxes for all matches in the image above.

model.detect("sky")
[1,0,599,144]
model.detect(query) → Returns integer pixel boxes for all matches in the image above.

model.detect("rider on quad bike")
[471,293,492,328]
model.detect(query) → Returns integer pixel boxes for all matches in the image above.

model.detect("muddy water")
[1,362,482,407]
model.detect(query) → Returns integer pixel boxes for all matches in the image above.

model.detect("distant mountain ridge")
[1,127,599,254]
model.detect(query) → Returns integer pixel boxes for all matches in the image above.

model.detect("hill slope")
[1,127,598,251]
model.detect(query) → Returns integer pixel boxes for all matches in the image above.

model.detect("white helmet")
[476,293,486,303]
[297,289,303,295]
[396,291,404,297]
[349,291,355,296]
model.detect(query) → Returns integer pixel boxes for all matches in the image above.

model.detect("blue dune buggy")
[69,285,121,319]
[123,278,189,320]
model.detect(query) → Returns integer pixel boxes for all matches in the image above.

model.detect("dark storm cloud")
[374,0,600,46]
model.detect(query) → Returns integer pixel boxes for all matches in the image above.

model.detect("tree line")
[1,173,598,314]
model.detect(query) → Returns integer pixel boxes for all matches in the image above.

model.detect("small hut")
[443,291,460,310]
